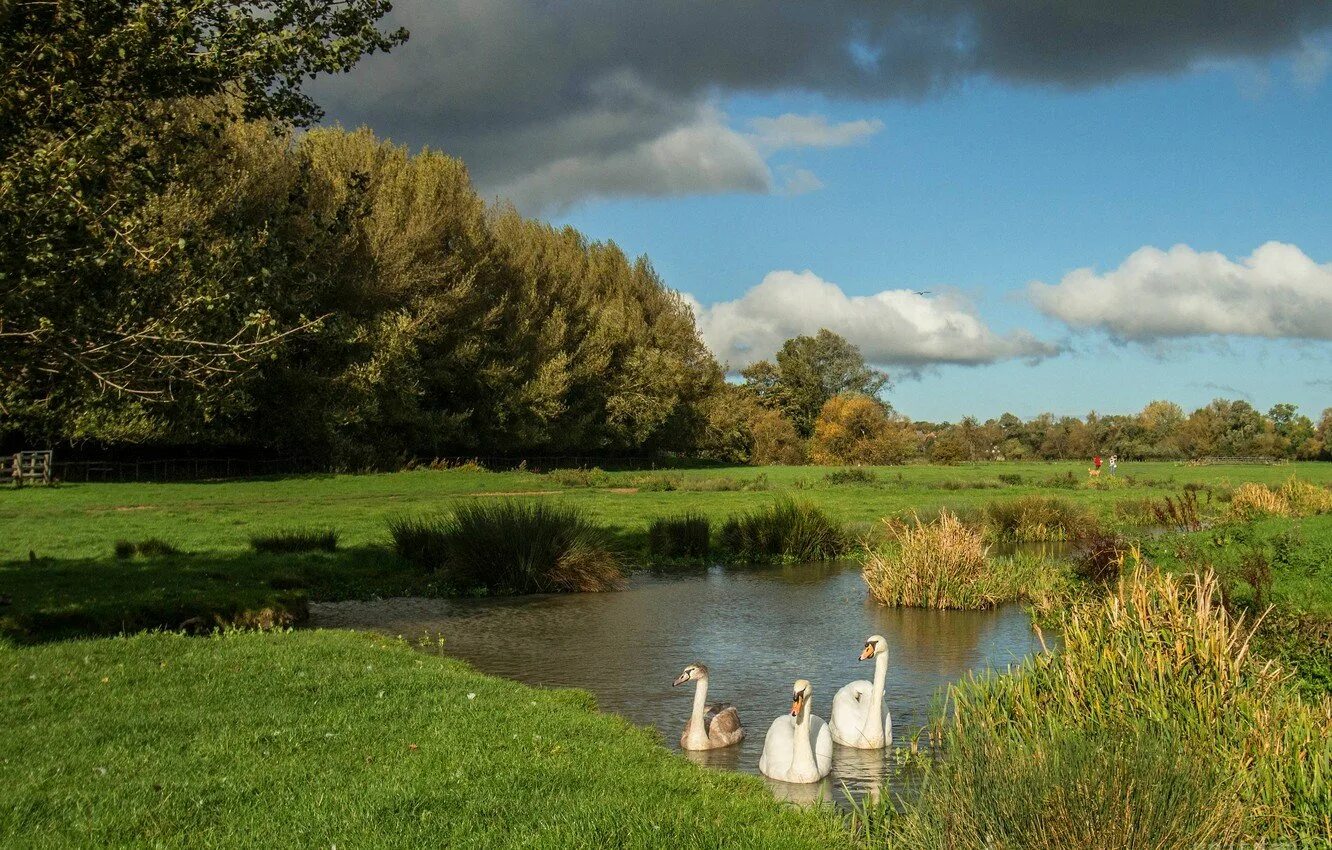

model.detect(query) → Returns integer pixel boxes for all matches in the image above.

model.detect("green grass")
[0,630,848,848]
[7,462,1328,563]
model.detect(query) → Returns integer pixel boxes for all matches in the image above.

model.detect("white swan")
[829,634,892,749]
[759,679,833,783]
[673,663,744,750]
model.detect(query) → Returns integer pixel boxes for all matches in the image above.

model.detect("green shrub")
[997,473,1024,485]
[388,500,622,594]
[647,512,710,559]
[676,474,769,492]
[878,726,1246,850]
[632,474,681,491]
[250,528,338,554]
[1041,470,1081,489]
[983,495,1096,541]
[718,499,846,562]
[824,468,877,486]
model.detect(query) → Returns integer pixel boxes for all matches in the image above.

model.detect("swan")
[829,634,892,749]
[759,679,833,783]
[673,663,744,750]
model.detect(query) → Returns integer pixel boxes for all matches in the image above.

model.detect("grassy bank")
[0,630,847,848]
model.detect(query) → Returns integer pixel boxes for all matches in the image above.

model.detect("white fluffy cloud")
[688,270,1059,371]
[493,109,881,211]
[1029,241,1332,341]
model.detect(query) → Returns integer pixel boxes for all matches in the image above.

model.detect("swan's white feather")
[830,679,892,748]
[759,714,833,783]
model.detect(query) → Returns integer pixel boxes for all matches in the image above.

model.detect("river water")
[311,563,1047,805]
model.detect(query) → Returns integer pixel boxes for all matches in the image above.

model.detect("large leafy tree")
[0,0,405,438]
[741,329,890,436]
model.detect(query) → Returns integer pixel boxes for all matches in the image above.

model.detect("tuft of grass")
[1228,482,1290,520]
[647,512,711,559]
[983,494,1096,542]
[946,563,1332,842]
[121,538,180,558]
[1151,490,1202,531]
[824,468,877,486]
[249,528,338,554]
[718,499,846,562]
[862,510,993,609]
[388,500,623,594]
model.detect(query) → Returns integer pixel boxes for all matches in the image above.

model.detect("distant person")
[1109,455,1118,475]
[1093,455,1102,471]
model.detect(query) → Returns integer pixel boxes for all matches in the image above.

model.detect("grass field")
[7,461,1328,561]
[3,461,1330,847]
[0,630,848,848]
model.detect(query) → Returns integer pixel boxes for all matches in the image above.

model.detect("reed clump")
[718,499,846,562]
[113,538,180,558]
[388,500,622,593]
[1278,476,1332,516]
[862,510,993,609]
[647,512,710,559]
[983,494,1096,541]
[946,562,1332,842]
[250,528,338,554]
[1227,482,1290,519]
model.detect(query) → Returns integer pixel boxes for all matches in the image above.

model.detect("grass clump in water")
[1228,482,1291,520]
[983,494,1096,542]
[647,512,710,559]
[862,510,992,609]
[863,510,1066,610]
[718,499,846,562]
[941,563,1332,843]
[388,500,622,594]
[249,528,338,554]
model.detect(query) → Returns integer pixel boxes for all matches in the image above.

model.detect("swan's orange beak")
[859,643,876,661]
[790,692,804,717]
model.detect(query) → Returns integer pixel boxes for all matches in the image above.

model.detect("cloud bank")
[688,270,1059,372]
[312,0,1332,209]
[1029,242,1332,342]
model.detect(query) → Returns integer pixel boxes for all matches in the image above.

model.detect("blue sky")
[316,3,1332,423]
[552,67,1332,421]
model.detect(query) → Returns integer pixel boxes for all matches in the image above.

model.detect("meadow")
[3,461,1331,847]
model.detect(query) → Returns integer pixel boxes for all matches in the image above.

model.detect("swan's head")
[789,679,812,716]
[673,663,708,687]
[860,634,888,661]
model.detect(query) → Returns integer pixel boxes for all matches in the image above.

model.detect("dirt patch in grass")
[472,490,560,497]
[606,487,639,494]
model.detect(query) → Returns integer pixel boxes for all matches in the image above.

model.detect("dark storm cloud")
[310,1,1332,207]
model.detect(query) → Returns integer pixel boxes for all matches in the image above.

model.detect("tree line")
[2,1,1327,468]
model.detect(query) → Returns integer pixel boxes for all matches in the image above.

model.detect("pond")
[311,563,1048,806]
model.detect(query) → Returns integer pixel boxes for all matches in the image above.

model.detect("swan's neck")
[792,698,815,770]
[687,677,710,745]
[868,652,888,725]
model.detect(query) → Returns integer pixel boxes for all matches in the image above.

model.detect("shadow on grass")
[0,546,436,644]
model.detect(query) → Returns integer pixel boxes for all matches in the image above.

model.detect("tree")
[740,329,889,436]
[1,0,406,433]
[810,393,917,465]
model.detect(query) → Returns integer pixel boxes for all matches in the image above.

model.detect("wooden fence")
[3,450,54,486]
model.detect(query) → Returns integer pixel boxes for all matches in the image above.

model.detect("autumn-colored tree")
[810,393,916,465]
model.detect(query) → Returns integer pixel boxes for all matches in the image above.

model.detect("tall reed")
[946,562,1332,842]
[982,495,1096,542]
[862,510,993,609]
